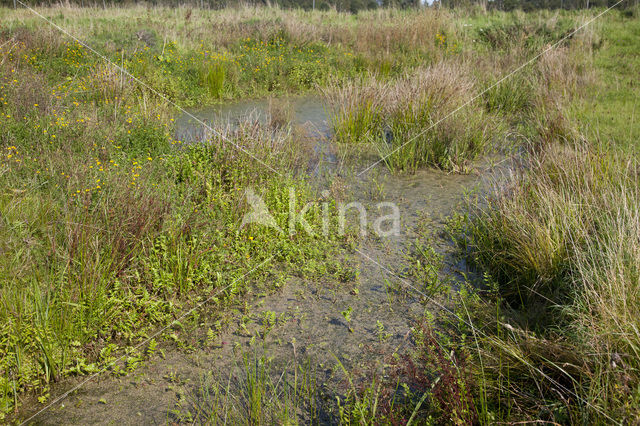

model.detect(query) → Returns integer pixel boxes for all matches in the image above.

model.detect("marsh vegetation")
[1,3,639,424]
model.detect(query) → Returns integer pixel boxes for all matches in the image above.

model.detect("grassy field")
[1,3,639,424]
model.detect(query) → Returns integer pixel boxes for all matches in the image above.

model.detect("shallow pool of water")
[175,95,330,141]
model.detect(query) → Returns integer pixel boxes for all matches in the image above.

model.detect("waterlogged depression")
[175,95,337,173]
[175,95,491,231]
[175,95,331,139]
[26,96,501,424]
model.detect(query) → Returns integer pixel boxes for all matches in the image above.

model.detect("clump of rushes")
[203,62,225,99]
[173,350,321,424]
[459,143,640,422]
[482,71,537,116]
[325,62,498,172]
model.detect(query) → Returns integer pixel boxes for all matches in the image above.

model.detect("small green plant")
[376,320,391,342]
[341,306,353,333]
[405,237,447,296]
[204,62,225,98]
[260,310,277,339]
[206,328,216,346]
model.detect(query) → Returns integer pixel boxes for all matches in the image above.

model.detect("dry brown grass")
[1,5,456,61]
[326,59,477,124]
[537,46,595,99]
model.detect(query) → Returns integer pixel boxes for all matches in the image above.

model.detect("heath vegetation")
[0,2,638,424]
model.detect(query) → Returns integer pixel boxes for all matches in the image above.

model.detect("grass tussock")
[458,143,640,421]
[475,10,579,52]
[172,350,321,424]
[267,97,293,129]
[326,62,497,172]
[203,62,226,99]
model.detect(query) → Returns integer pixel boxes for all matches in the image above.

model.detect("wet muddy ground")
[20,97,506,424]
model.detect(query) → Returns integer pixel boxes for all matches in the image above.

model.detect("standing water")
[174,95,336,172]
[174,95,331,140]
[25,95,503,424]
